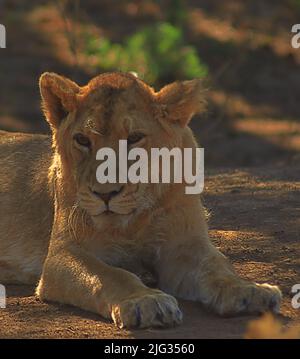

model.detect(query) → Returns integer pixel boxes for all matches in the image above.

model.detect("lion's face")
[40,72,205,227]
[66,86,172,224]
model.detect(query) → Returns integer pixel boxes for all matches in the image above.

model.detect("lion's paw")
[214,282,282,316]
[111,290,183,329]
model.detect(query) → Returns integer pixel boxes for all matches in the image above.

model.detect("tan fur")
[0,72,282,328]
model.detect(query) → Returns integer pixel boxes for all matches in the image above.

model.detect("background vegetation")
[0,0,300,167]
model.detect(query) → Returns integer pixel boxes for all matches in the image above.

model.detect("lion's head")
[39,72,205,228]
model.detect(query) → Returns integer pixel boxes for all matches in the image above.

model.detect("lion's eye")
[74,134,91,148]
[127,132,145,146]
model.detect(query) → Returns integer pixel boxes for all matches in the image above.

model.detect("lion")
[0,72,282,328]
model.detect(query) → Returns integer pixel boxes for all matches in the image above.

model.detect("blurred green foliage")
[86,22,208,86]
[164,0,188,27]
[291,0,300,11]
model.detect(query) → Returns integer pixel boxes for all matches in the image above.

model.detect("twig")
[54,0,80,77]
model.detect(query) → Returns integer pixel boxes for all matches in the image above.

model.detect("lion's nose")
[91,187,123,204]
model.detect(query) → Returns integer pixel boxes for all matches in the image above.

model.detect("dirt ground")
[0,163,299,339]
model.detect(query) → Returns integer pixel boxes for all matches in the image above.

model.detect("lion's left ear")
[39,72,80,130]
[155,79,206,127]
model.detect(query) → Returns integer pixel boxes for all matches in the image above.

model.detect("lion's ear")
[39,72,80,129]
[156,79,206,127]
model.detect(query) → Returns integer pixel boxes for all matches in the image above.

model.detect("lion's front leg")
[156,237,281,316]
[37,241,182,328]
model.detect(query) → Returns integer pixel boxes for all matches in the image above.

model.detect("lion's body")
[0,131,53,283]
[0,72,282,329]
[0,129,203,288]
[0,130,167,285]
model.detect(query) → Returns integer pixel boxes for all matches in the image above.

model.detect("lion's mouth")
[78,190,138,217]
[92,208,128,218]
[91,207,134,217]
[91,206,116,216]
[103,209,114,215]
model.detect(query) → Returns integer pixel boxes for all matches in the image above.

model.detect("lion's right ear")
[39,72,80,129]
[155,79,206,128]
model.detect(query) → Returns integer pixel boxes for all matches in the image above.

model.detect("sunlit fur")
[0,72,282,329]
